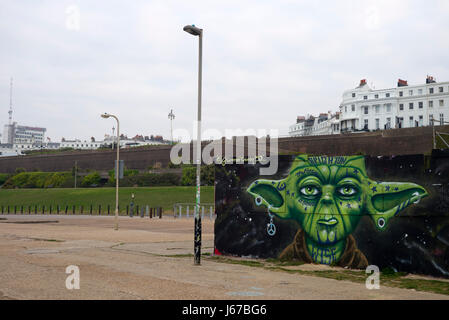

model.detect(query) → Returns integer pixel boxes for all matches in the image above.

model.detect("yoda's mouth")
[317,218,338,226]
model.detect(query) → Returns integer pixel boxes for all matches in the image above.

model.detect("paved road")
[0,215,447,300]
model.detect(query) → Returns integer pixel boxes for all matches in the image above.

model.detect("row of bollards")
[129,205,163,219]
[0,204,163,217]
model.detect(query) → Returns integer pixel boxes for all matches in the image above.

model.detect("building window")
[399,103,404,110]
[419,115,423,127]
[418,89,423,95]
[439,100,444,107]
[364,119,368,129]
[352,93,356,98]
[409,116,414,127]
[399,91,403,97]
[386,104,391,112]
[386,93,390,98]
[429,101,433,108]
[440,113,445,125]
[429,114,434,125]
[419,101,423,109]
[345,105,347,112]
[409,102,414,110]
[439,87,444,93]
[364,95,368,100]
[386,117,391,129]
[375,105,380,113]
[351,104,355,111]
[409,90,413,96]
[429,88,434,94]
[375,119,380,129]
[374,94,379,99]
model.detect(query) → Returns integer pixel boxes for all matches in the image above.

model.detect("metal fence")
[173,203,215,220]
[0,204,163,218]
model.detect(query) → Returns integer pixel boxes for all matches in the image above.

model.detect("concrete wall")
[0,146,172,173]
[214,151,449,278]
[0,125,448,173]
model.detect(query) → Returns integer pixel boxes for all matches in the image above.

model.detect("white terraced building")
[339,77,449,133]
[288,112,341,137]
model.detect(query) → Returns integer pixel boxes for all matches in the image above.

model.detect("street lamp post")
[183,24,203,265]
[101,113,120,230]
[168,109,175,145]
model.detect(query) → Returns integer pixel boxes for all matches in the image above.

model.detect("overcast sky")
[1,0,449,142]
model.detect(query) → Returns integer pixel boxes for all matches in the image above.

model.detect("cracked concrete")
[0,215,448,300]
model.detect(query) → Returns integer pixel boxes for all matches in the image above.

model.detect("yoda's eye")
[337,186,357,196]
[300,186,320,197]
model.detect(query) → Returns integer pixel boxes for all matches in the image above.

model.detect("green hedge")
[181,165,214,186]
[81,172,101,187]
[2,172,72,189]
[0,173,11,186]
[106,173,180,187]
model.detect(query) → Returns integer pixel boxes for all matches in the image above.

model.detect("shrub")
[181,165,214,186]
[15,167,26,174]
[0,173,10,186]
[168,162,181,169]
[181,166,196,186]
[3,171,72,188]
[81,172,101,187]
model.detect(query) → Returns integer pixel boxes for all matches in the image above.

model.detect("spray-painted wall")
[214,150,449,278]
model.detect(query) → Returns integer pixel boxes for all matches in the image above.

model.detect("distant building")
[289,112,340,137]
[289,76,449,136]
[1,122,46,144]
[339,76,449,132]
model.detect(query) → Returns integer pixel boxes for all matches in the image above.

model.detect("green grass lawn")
[0,186,214,214]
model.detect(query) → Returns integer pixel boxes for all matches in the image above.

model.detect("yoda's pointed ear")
[247,178,288,218]
[365,181,428,230]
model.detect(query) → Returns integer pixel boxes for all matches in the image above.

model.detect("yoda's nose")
[321,186,334,203]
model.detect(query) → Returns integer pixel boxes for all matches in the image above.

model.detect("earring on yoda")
[266,206,276,236]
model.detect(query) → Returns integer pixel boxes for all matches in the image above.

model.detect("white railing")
[173,203,215,220]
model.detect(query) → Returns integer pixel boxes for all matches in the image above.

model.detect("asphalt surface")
[0,215,448,300]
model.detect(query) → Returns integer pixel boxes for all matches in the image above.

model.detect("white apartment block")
[1,122,46,144]
[339,77,449,132]
[289,112,341,137]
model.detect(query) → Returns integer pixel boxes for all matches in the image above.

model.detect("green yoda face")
[247,155,428,265]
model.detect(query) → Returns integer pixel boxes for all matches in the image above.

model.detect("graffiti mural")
[214,151,449,278]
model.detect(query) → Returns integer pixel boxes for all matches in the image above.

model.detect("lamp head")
[183,24,202,36]
[101,113,110,119]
